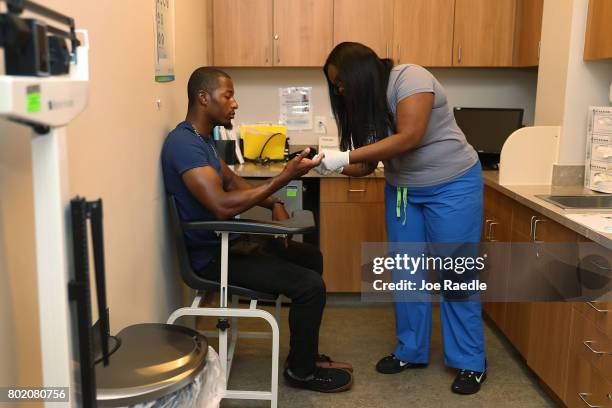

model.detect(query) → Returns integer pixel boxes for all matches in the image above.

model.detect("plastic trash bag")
[196,346,225,408]
[125,346,225,408]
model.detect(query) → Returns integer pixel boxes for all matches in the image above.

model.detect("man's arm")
[182,149,321,220]
[220,161,279,210]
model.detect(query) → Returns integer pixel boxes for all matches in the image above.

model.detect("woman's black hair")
[323,42,395,151]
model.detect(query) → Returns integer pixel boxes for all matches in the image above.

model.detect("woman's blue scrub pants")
[384,163,486,372]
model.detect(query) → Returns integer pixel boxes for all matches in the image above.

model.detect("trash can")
[96,323,210,407]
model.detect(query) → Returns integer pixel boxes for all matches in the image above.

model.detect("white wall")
[535,0,612,165]
[559,0,612,164]
[0,0,208,390]
[225,67,538,145]
[534,0,573,127]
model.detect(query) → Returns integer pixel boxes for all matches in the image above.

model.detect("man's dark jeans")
[198,236,325,377]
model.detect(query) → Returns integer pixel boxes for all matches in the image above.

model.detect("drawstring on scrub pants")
[396,187,408,226]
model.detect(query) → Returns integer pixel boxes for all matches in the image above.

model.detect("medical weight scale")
[0,0,89,405]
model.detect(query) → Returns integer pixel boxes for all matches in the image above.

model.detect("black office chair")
[166,195,315,408]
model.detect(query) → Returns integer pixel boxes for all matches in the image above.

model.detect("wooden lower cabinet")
[527,302,573,400]
[482,184,612,405]
[482,185,513,340]
[319,178,386,292]
[565,356,612,408]
[570,305,612,383]
[503,303,532,358]
[487,194,537,359]
[566,307,612,407]
[575,301,612,338]
[525,210,578,401]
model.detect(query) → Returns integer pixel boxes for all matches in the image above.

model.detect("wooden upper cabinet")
[513,0,544,66]
[333,0,394,59]
[210,0,543,67]
[453,0,517,67]
[393,0,455,67]
[584,0,612,60]
[212,0,273,66]
[273,0,333,66]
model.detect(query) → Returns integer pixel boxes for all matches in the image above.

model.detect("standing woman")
[320,42,486,395]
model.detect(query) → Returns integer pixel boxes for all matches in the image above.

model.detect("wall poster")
[154,0,175,82]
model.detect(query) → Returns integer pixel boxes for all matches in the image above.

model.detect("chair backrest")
[167,195,285,301]
[167,195,220,292]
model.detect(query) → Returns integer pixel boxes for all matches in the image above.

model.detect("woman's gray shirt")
[383,64,478,188]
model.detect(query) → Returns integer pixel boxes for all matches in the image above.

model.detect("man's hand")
[281,148,323,180]
[272,203,289,221]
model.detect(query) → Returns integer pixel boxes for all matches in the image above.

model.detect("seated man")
[161,67,352,393]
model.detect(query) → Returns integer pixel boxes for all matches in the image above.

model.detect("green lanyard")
[396,187,408,226]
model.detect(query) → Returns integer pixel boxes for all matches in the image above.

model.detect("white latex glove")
[313,163,333,176]
[320,149,350,172]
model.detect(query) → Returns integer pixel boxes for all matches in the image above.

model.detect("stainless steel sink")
[536,194,612,209]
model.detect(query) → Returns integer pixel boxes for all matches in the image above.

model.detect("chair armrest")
[182,210,315,235]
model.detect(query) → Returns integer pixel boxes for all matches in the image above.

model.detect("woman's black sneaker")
[375,354,428,374]
[283,367,353,393]
[451,368,487,394]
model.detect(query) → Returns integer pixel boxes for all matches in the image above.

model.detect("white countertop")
[483,171,612,250]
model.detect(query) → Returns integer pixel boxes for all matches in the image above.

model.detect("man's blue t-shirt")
[161,121,224,271]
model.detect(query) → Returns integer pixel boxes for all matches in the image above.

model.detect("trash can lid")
[96,323,208,407]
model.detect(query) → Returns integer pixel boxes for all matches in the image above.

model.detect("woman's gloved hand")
[313,163,334,175]
[314,163,345,175]
[320,149,350,172]
[313,164,331,175]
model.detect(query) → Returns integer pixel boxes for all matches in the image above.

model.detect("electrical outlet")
[315,115,327,134]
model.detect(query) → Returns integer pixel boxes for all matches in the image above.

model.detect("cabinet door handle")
[487,221,500,241]
[348,189,366,193]
[397,44,401,63]
[529,215,537,240]
[276,45,280,64]
[578,393,602,408]
[533,218,545,242]
[583,341,610,355]
[458,45,462,64]
[265,46,269,64]
[587,302,609,313]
